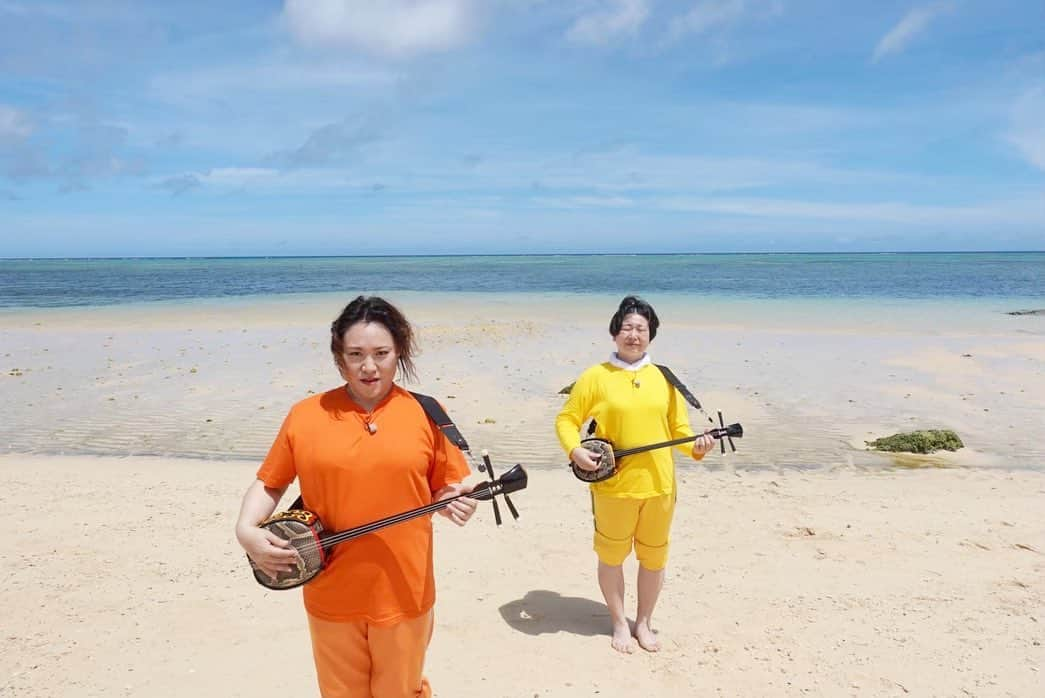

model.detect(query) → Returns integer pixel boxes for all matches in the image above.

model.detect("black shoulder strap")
[655,364,703,411]
[585,363,701,437]
[410,391,471,452]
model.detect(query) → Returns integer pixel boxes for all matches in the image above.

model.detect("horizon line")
[3,250,1044,261]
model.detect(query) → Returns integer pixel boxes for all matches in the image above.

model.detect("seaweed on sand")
[866,429,964,454]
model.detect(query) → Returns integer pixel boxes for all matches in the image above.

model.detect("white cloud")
[169,167,354,191]
[666,0,783,43]
[1,109,144,185]
[204,167,281,185]
[151,167,318,193]
[283,0,477,58]
[653,195,1045,226]
[156,173,201,196]
[668,0,751,39]
[0,1,142,22]
[566,0,649,45]
[670,0,741,38]
[0,1,72,20]
[872,3,951,63]
[0,105,33,142]
[150,60,399,107]
[267,113,386,168]
[180,146,932,202]
[534,194,635,208]
[1008,87,1045,171]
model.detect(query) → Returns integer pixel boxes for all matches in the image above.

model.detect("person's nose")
[360,355,377,373]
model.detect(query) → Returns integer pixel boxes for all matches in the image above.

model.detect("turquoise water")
[2,253,1042,469]
[1,253,1043,308]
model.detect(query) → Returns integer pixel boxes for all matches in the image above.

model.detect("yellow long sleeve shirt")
[555,362,697,498]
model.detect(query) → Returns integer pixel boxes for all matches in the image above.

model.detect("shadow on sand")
[498,589,609,637]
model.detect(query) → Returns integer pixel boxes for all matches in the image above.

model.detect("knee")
[634,539,669,570]
[593,529,632,566]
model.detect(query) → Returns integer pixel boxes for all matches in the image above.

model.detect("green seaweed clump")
[866,429,964,454]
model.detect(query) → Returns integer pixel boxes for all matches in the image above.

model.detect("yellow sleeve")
[666,380,700,459]
[555,367,598,455]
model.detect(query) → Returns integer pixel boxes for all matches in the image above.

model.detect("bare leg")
[634,565,665,651]
[597,561,635,653]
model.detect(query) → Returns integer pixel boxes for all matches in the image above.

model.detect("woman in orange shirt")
[235,295,477,698]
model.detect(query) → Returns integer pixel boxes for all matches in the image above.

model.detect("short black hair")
[330,295,418,381]
[608,295,659,340]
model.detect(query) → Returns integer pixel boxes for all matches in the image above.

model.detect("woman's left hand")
[691,430,716,459]
[434,482,478,526]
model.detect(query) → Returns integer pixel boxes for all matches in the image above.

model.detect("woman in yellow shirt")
[555,295,714,653]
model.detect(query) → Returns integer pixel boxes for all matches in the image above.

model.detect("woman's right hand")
[237,525,300,580]
[570,446,602,472]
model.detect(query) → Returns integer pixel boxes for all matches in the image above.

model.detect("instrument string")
[611,426,733,458]
[282,486,497,557]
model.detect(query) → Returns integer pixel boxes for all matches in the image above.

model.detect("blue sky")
[0,0,1043,256]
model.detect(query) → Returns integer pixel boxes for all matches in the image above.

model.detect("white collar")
[608,352,651,371]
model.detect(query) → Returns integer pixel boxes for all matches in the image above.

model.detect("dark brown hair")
[330,296,418,382]
[608,295,659,340]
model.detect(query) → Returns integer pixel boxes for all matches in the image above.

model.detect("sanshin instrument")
[567,364,745,483]
[570,421,743,483]
[249,464,528,590]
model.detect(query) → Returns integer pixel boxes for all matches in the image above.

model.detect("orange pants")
[306,609,434,698]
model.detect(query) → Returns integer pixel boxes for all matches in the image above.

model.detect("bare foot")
[634,620,661,652]
[610,621,636,653]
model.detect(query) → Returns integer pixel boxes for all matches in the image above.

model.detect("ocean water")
[2,253,1043,469]
[1,252,1043,308]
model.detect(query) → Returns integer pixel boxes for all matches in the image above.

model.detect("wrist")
[235,521,260,541]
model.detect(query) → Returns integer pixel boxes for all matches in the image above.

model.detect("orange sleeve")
[256,409,298,489]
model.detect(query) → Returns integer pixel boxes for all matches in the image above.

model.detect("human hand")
[434,482,478,526]
[570,446,602,472]
[237,525,300,580]
[691,430,715,459]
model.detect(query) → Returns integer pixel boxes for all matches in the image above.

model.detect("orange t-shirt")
[257,384,470,624]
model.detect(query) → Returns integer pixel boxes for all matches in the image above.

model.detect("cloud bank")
[283,0,477,58]
[872,3,951,62]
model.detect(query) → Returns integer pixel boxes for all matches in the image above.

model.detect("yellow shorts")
[591,491,676,570]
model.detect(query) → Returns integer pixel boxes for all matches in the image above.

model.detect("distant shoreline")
[3,253,1044,310]
[3,249,1045,261]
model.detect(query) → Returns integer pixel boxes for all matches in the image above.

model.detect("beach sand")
[3,456,1043,697]
[2,294,1044,696]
